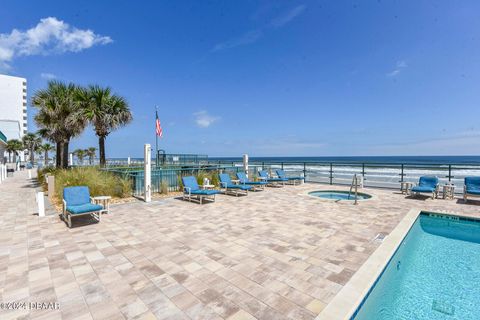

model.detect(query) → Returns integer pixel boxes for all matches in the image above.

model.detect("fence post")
[303,162,307,181]
[281,162,284,170]
[448,164,452,182]
[243,154,249,177]
[329,163,333,185]
[262,162,265,170]
[47,175,55,202]
[37,192,45,217]
[69,153,73,166]
[362,163,365,179]
[144,144,152,202]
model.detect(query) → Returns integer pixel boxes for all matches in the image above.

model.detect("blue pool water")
[353,213,480,320]
[309,190,371,200]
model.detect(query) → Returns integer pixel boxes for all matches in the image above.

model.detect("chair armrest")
[184,187,191,195]
[90,197,95,203]
[62,199,67,214]
[220,182,227,188]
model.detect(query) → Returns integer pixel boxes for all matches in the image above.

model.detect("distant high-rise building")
[0,74,28,163]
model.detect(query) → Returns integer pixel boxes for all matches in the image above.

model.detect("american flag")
[155,110,163,137]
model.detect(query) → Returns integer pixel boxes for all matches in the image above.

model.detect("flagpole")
[155,106,159,167]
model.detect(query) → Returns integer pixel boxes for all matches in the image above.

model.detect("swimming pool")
[308,190,372,201]
[352,213,480,320]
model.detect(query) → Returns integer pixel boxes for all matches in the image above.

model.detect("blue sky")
[1,1,480,157]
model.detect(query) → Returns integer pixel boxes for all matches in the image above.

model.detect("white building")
[0,74,27,163]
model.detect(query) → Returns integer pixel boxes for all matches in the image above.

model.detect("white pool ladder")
[348,174,359,205]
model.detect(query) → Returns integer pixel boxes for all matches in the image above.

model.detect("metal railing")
[104,165,242,197]
[211,160,480,193]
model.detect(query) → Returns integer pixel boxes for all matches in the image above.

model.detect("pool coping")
[302,188,376,202]
[315,208,420,320]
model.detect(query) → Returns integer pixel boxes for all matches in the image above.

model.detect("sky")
[1,0,480,157]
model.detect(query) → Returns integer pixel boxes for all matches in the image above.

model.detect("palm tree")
[73,149,86,165]
[86,147,97,165]
[5,139,23,162]
[22,133,42,165]
[39,143,54,165]
[32,81,88,168]
[79,85,132,167]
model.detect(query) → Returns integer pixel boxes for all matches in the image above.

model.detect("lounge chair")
[236,172,267,191]
[464,177,480,202]
[182,176,220,204]
[258,170,288,187]
[219,173,251,196]
[276,169,304,185]
[410,176,439,199]
[63,186,103,228]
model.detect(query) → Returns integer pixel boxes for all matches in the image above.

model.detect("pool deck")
[2,171,480,320]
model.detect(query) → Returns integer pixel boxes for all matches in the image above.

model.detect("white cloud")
[0,17,112,70]
[211,30,263,52]
[211,4,306,52]
[40,72,56,80]
[387,60,408,77]
[194,110,220,128]
[270,5,306,28]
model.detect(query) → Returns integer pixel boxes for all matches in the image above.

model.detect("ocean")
[209,155,480,190]
[209,155,480,165]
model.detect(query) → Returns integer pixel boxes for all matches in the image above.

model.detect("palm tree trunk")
[99,136,106,167]
[8,152,11,163]
[30,147,35,165]
[56,142,62,168]
[62,141,69,169]
[44,150,48,165]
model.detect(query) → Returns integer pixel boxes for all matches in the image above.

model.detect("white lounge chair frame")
[183,187,216,204]
[220,182,249,196]
[463,186,480,203]
[62,197,102,228]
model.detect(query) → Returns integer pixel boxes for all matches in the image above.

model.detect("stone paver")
[1,170,480,319]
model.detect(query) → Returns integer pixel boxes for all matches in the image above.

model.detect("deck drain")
[432,300,455,316]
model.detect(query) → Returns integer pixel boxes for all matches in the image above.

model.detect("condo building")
[0,74,27,163]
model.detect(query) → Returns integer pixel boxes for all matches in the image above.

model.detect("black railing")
[210,160,480,192]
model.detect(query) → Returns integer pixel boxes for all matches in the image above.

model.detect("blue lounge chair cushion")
[236,172,267,185]
[225,184,252,190]
[219,173,252,190]
[259,171,288,182]
[276,170,304,180]
[466,189,480,195]
[63,186,91,206]
[417,176,438,188]
[190,189,220,195]
[182,176,201,192]
[465,177,480,193]
[411,186,436,193]
[67,203,103,214]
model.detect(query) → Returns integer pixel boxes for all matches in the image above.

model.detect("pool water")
[353,213,480,320]
[309,190,371,200]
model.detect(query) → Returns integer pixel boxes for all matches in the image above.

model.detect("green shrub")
[160,179,169,194]
[195,170,209,185]
[209,170,220,187]
[54,167,132,199]
[37,166,58,190]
